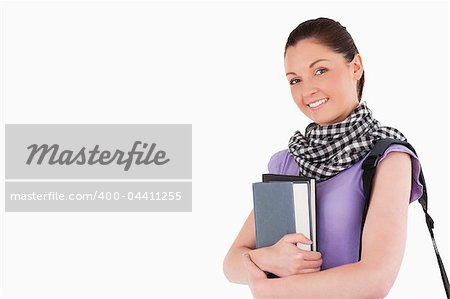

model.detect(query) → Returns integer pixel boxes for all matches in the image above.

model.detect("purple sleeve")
[376,144,424,204]
[267,149,287,174]
[268,149,301,176]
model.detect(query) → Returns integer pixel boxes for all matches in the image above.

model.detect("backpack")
[361,138,449,297]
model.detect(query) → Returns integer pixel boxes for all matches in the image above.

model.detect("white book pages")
[292,182,311,251]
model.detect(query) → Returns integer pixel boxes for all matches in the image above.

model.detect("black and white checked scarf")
[288,101,407,182]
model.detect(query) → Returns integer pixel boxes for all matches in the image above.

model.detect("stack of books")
[253,174,318,252]
[252,174,318,278]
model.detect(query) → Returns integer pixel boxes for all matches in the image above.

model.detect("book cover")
[252,179,317,251]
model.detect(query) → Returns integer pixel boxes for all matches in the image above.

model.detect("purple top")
[267,144,424,270]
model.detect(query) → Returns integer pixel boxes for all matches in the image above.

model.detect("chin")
[311,114,327,124]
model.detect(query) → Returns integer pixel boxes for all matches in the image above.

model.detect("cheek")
[290,87,303,107]
[323,73,341,90]
[328,71,353,96]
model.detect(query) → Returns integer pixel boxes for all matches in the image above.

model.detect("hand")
[242,253,267,299]
[250,233,322,277]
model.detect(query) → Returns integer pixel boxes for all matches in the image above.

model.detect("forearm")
[255,261,385,299]
[224,244,276,285]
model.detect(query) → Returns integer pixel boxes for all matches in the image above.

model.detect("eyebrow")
[285,58,330,76]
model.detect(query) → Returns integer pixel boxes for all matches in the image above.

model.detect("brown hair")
[284,17,365,102]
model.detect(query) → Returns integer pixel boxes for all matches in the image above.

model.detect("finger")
[282,233,313,245]
[302,250,322,260]
[301,259,323,269]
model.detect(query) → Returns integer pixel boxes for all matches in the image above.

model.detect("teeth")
[308,98,328,108]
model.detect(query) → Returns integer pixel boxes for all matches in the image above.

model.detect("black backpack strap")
[360,138,449,298]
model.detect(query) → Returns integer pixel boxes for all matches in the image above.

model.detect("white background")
[0,1,449,298]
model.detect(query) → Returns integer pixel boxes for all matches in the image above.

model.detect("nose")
[301,80,318,98]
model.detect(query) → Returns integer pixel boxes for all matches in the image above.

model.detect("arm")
[223,209,257,284]
[245,152,412,299]
[223,209,322,284]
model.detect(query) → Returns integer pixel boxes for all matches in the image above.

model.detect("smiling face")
[284,38,364,126]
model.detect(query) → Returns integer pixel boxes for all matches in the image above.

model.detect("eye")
[315,68,327,75]
[289,78,301,85]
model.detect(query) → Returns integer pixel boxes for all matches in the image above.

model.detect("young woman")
[223,17,424,299]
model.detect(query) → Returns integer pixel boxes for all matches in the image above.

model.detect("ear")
[352,53,364,80]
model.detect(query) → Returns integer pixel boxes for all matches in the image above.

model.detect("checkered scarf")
[288,101,407,182]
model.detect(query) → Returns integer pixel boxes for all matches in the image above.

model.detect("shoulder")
[372,142,424,204]
[374,150,412,188]
[377,143,419,163]
[267,149,289,174]
[267,149,299,175]
[377,147,412,170]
